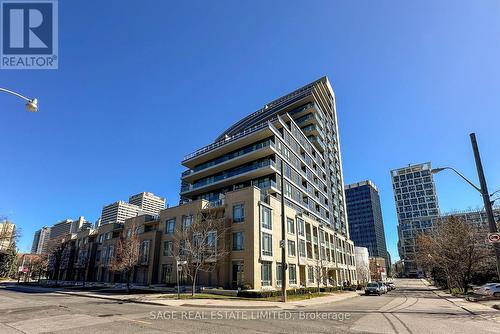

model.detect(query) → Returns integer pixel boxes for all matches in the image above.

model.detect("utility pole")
[280,159,287,302]
[470,133,500,279]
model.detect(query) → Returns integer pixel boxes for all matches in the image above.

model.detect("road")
[0,279,498,333]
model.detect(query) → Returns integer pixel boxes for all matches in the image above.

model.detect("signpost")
[175,257,187,299]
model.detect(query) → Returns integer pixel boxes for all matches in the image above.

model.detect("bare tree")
[46,239,66,286]
[109,223,140,293]
[173,205,229,296]
[416,216,489,294]
[75,243,90,287]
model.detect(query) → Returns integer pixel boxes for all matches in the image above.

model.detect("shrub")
[237,287,326,298]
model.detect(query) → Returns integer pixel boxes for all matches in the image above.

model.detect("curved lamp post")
[0,87,38,112]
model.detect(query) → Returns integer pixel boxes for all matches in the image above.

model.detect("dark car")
[365,282,381,296]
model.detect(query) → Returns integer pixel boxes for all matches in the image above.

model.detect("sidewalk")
[421,279,500,323]
[1,283,359,309]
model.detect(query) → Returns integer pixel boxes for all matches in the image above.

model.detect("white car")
[484,284,500,297]
[474,283,498,295]
[378,282,388,294]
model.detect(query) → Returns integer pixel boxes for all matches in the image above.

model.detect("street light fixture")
[432,133,500,279]
[0,87,38,112]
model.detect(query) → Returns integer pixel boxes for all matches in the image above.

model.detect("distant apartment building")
[49,217,90,242]
[100,201,142,225]
[0,220,16,251]
[391,162,440,276]
[31,226,51,254]
[345,180,389,271]
[369,256,387,281]
[129,192,165,215]
[438,207,500,239]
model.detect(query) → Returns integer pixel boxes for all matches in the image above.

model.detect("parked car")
[378,282,388,294]
[387,282,396,290]
[484,284,500,297]
[474,283,498,295]
[365,282,382,296]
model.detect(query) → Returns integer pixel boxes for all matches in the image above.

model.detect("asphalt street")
[0,279,498,333]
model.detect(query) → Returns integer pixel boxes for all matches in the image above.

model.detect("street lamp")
[0,87,38,112]
[432,133,500,279]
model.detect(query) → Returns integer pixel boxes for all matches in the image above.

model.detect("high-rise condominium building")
[100,201,142,225]
[345,180,389,269]
[31,226,51,254]
[49,217,90,242]
[391,162,440,276]
[172,76,357,289]
[129,192,165,215]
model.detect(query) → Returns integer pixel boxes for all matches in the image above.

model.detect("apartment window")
[299,239,306,257]
[276,263,282,287]
[207,231,217,255]
[297,218,305,237]
[179,240,187,255]
[165,219,175,234]
[287,217,295,234]
[262,232,272,256]
[308,266,315,283]
[161,264,173,284]
[182,215,193,231]
[261,206,272,230]
[233,204,245,223]
[289,264,297,285]
[140,240,150,264]
[232,231,244,251]
[107,245,114,264]
[261,262,272,286]
[163,241,173,256]
[287,240,296,257]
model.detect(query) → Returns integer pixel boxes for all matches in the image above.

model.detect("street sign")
[487,233,500,243]
[279,240,285,248]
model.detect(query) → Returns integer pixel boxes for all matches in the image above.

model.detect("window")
[232,231,244,251]
[179,240,187,255]
[287,217,295,234]
[161,264,173,284]
[182,215,193,231]
[287,240,296,257]
[299,240,306,257]
[163,241,173,256]
[276,263,282,287]
[165,219,175,234]
[261,262,271,286]
[289,264,297,285]
[308,266,315,283]
[261,206,272,230]
[233,204,245,223]
[140,240,150,264]
[262,232,272,256]
[107,245,114,264]
[207,231,217,254]
[297,218,305,236]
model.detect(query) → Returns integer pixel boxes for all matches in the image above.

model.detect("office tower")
[100,201,141,225]
[31,226,51,254]
[345,180,389,270]
[391,162,440,276]
[129,192,165,215]
[170,76,357,289]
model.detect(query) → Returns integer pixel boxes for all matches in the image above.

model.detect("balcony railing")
[183,118,276,162]
[181,159,275,192]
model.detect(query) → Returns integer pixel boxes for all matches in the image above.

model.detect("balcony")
[182,140,276,183]
[182,118,276,168]
[294,112,324,130]
[181,159,277,197]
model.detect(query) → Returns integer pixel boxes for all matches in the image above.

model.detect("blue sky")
[1,1,500,260]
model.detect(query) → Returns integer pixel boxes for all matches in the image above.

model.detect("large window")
[261,262,272,286]
[233,204,245,223]
[261,206,272,230]
[182,215,193,231]
[262,232,272,256]
[308,266,315,284]
[287,217,295,234]
[297,218,305,237]
[276,262,282,287]
[165,219,176,234]
[287,240,296,257]
[289,264,297,285]
[140,240,150,264]
[232,231,244,251]
[299,239,306,257]
[163,241,173,256]
[207,231,217,255]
